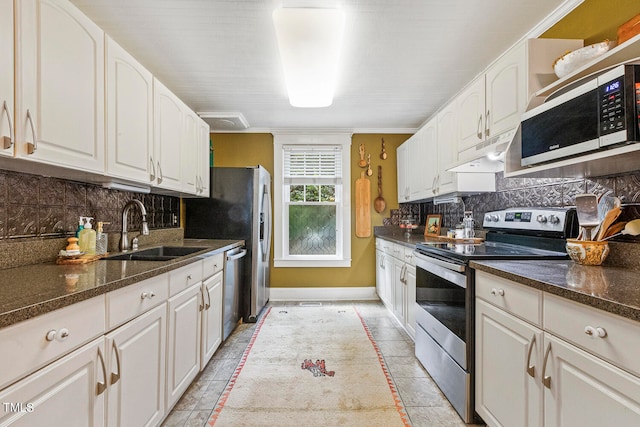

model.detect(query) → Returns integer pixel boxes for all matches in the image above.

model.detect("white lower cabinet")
[475,270,640,427]
[0,337,105,427]
[200,271,223,369]
[375,238,416,340]
[106,303,166,427]
[476,298,543,427]
[166,282,202,409]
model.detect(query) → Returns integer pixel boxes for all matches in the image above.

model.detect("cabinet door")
[396,142,409,203]
[166,283,201,409]
[404,264,416,340]
[16,0,105,172]
[0,0,14,158]
[457,77,485,153]
[201,271,223,369]
[543,334,640,427]
[375,249,387,304]
[198,117,211,196]
[436,103,458,194]
[153,78,183,191]
[105,36,153,184]
[181,108,198,195]
[409,122,437,201]
[0,337,105,427]
[392,257,406,325]
[475,299,543,427]
[485,42,526,139]
[106,303,166,427]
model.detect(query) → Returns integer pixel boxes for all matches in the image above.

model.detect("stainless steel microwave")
[521,64,640,167]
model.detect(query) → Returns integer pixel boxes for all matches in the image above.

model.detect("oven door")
[414,251,468,369]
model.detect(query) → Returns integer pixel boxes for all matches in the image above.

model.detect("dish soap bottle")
[75,217,84,238]
[79,217,96,254]
[96,221,110,255]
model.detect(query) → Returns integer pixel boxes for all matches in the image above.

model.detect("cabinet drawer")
[106,274,169,330]
[0,296,105,390]
[202,252,224,278]
[403,247,415,265]
[169,260,203,296]
[476,270,542,326]
[390,243,404,259]
[544,294,640,377]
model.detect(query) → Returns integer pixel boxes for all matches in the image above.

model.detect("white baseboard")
[269,286,379,301]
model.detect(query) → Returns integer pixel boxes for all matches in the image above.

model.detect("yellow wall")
[542,0,639,44]
[210,133,410,288]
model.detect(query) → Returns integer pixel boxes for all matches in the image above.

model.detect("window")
[273,133,351,267]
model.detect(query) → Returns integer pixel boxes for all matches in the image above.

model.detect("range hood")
[447,128,517,173]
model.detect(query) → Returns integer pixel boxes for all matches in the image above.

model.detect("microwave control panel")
[599,76,625,135]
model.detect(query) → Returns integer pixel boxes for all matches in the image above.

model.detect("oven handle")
[413,250,467,288]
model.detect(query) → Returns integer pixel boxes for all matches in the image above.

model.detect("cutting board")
[355,171,371,238]
[56,253,106,265]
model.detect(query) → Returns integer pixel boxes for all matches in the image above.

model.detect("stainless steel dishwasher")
[224,247,247,340]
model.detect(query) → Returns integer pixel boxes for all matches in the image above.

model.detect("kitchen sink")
[103,246,208,261]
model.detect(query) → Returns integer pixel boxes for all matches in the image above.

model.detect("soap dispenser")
[96,221,110,255]
[79,217,96,254]
[75,217,85,238]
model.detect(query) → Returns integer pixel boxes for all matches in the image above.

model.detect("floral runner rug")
[208,305,411,427]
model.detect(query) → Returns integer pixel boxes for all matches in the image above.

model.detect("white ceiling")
[71,0,570,133]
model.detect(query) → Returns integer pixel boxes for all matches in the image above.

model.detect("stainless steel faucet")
[120,199,150,251]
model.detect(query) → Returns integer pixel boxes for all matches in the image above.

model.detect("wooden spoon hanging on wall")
[374,165,386,213]
[358,144,367,167]
[366,154,373,176]
[380,138,387,160]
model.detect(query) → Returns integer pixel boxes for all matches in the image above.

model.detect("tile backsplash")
[0,170,180,240]
[399,171,640,238]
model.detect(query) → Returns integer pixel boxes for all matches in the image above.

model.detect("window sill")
[274,258,352,268]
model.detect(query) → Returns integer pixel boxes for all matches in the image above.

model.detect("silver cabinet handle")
[96,347,107,395]
[526,335,536,378]
[150,156,156,181]
[485,109,491,137]
[26,109,37,154]
[157,161,163,184]
[46,328,69,341]
[199,283,205,311]
[542,342,552,389]
[2,100,13,149]
[477,114,483,139]
[187,274,192,281]
[110,341,121,385]
[205,283,211,310]
[46,329,57,341]
[490,288,505,296]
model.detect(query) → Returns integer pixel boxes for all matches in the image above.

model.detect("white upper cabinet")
[457,76,486,155]
[15,0,105,173]
[181,108,199,195]
[0,0,14,159]
[153,78,183,192]
[435,103,457,195]
[105,36,154,184]
[457,38,583,163]
[396,142,409,203]
[198,117,211,196]
[409,123,437,201]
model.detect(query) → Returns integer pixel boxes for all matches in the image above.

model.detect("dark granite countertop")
[471,260,640,323]
[374,226,429,249]
[0,239,243,328]
[375,227,640,323]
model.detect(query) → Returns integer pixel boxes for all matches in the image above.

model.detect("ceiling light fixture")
[272,7,345,108]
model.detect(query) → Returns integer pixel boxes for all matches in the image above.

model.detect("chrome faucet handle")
[132,236,139,250]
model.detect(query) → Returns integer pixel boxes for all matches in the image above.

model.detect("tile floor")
[161,301,479,427]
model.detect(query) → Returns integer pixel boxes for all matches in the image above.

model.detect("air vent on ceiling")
[197,112,249,131]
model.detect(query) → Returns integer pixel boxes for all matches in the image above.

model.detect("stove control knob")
[490,214,499,222]
[548,214,560,225]
[536,215,548,223]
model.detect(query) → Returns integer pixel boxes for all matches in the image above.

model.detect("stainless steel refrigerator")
[184,166,271,325]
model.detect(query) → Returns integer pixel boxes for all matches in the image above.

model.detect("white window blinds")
[283,145,342,184]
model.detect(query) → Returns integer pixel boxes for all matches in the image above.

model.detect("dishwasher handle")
[227,248,247,261]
